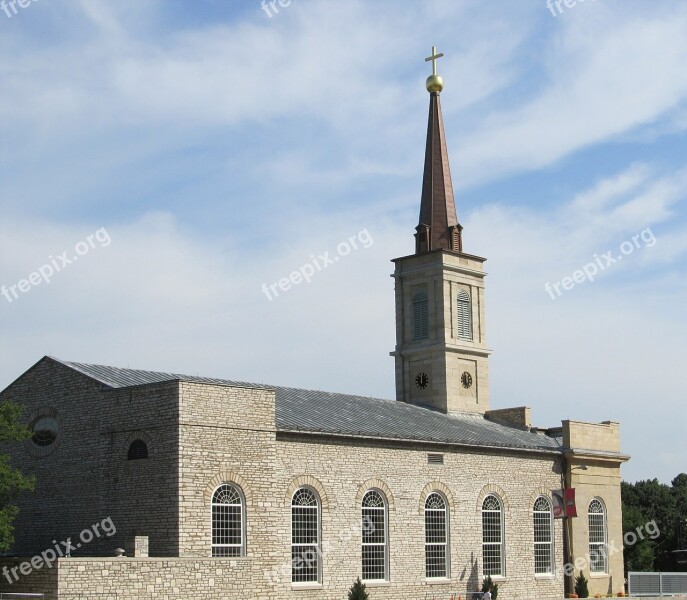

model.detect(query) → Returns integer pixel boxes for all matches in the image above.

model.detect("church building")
[0,49,629,600]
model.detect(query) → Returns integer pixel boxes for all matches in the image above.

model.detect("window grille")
[588,499,607,573]
[362,490,388,581]
[413,291,429,340]
[292,488,320,583]
[425,492,449,579]
[482,494,504,576]
[212,484,244,557]
[457,289,473,340]
[533,496,553,574]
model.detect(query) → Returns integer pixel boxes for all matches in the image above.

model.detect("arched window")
[482,494,504,576]
[292,487,321,584]
[211,484,244,557]
[533,496,553,574]
[413,290,429,340]
[362,490,388,581]
[457,289,473,340]
[425,492,449,579]
[127,439,148,460]
[588,499,607,573]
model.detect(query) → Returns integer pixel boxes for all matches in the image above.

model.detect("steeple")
[415,46,463,254]
[391,47,490,415]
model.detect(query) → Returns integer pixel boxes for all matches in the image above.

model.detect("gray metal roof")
[50,357,562,454]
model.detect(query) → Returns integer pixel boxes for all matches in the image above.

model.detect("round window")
[31,416,58,447]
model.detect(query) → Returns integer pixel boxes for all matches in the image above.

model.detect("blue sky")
[1,0,686,484]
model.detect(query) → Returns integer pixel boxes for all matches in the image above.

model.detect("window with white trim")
[362,490,388,581]
[457,289,473,340]
[413,290,429,340]
[425,492,449,579]
[533,496,553,574]
[482,494,504,576]
[211,484,244,557]
[292,487,321,583]
[588,498,608,573]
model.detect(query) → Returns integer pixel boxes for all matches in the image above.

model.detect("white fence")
[629,571,687,596]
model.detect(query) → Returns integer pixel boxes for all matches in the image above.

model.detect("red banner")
[564,488,577,518]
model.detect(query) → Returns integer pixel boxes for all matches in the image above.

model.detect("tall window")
[425,492,449,579]
[457,289,473,340]
[362,490,388,581]
[211,484,244,557]
[482,495,504,576]
[533,496,553,574]
[292,488,320,583]
[588,499,608,573]
[413,291,429,340]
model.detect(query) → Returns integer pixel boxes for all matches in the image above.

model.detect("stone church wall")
[0,358,181,558]
[265,434,566,599]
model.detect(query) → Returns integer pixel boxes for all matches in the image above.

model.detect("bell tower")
[391,47,491,414]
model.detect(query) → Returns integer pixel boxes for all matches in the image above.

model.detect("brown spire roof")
[415,91,463,254]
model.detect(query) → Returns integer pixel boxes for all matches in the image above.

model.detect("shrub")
[482,575,499,600]
[348,577,369,600]
[575,573,590,598]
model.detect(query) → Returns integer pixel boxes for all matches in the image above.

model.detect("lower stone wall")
[0,557,59,600]
[56,557,252,599]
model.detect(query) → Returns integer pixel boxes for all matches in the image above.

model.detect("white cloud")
[455,5,687,184]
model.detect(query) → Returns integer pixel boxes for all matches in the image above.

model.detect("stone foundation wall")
[57,557,252,599]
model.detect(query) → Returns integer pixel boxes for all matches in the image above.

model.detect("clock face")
[415,372,429,390]
[461,371,473,389]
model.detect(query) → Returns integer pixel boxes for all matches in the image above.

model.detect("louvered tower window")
[361,490,389,581]
[457,289,473,340]
[588,499,608,573]
[413,290,429,340]
[533,496,554,574]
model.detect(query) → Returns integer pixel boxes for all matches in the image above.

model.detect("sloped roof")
[50,357,562,455]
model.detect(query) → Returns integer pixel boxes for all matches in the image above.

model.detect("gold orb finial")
[425,46,445,93]
[426,74,444,93]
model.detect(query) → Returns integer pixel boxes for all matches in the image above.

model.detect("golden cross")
[425,46,444,76]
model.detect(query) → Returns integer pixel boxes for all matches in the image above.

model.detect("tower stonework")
[391,48,491,414]
[392,250,490,414]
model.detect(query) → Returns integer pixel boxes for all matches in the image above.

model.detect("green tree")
[623,504,655,572]
[347,577,369,600]
[574,572,589,598]
[622,473,687,573]
[482,575,499,599]
[0,401,35,551]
